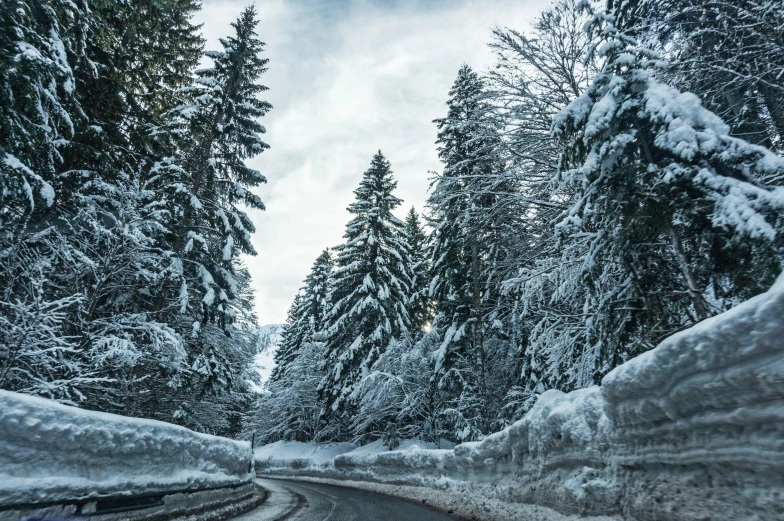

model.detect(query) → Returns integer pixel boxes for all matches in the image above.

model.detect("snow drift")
[0,391,253,506]
[256,274,784,521]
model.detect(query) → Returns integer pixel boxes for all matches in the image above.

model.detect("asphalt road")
[236,478,459,521]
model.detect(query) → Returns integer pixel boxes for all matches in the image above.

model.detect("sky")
[195,0,551,325]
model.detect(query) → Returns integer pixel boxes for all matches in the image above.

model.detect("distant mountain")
[251,324,286,391]
[256,324,285,354]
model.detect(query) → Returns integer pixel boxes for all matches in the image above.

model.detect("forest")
[2,0,783,445]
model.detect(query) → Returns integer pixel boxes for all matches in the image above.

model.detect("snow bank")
[255,440,357,468]
[257,275,784,521]
[0,391,253,506]
[254,438,454,473]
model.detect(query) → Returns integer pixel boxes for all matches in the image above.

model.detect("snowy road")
[236,478,458,521]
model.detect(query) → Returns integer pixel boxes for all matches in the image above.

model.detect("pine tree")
[404,208,431,335]
[613,0,784,152]
[0,0,80,228]
[427,65,501,436]
[302,249,334,338]
[320,152,413,420]
[170,4,270,334]
[271,250,333,382]
[0,0,207,408]
[0,0,266,432]
[153,5,272,417]
[270,294,307,382]
[549,10,784,386]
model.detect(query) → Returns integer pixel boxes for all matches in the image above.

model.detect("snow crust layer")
[0,391,253,506]
[257,275,784,521]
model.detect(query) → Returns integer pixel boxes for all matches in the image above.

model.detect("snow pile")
[256,440,356,469]
[0,391,253,506]
[257,275,784,521]
[255,438,454,474]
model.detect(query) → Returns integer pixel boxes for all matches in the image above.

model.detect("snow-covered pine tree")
[157,5,271,419]
[427,64,502,437]
[404,208,431,336]
[170,4,270,333]
[271,249,333,382]
[320,152,413,423]
[0,0,78,228]
[549,10,784,386]
[302,249,334,338]
[270,293,308,383]
[0,0,264,432]
[613,0,784,152]
[0,0,88,400]
[0,0,207,409]
[65,0,208,417]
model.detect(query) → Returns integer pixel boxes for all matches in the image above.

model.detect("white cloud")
[195,0,550,324]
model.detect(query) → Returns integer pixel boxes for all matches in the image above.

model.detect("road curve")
[235,478,459,521]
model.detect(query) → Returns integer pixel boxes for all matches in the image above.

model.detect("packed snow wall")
[0,391,260,520]
[257,274,784,521]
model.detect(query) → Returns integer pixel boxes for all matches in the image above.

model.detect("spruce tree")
[550,11,784,385]
[320,152,413,418]
[404,208,431,335]
[302,249,334,338]
[427,65,502,436]
[160,5,272,410]
[270,294,307,383]
[271,249,332,382]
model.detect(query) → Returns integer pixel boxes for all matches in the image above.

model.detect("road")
[233,478,459,521]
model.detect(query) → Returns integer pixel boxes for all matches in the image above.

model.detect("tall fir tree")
[549,9,784,386]
[404,208,431,335]
[302,249,334,338]
[270,294,308,383]
[160,5,272,412]
[0,0,267,434]
[320,152,413,422]
[427,64,502,436]
[270,249,333,382]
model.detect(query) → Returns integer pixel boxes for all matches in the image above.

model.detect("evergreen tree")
[270,294,307,383]
[613,0,784,152]
[427,65,501,436]
[156,5,272,418]
[549,10,784,386]
[0,0,208,410]
[320,152,413,421]
[404,208,431,335]
[302,249,334,338]
[0,0,268,434]
[271,249,333,382]
[170,4,270,333]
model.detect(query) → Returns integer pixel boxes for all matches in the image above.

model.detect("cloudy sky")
[195,0,550,324]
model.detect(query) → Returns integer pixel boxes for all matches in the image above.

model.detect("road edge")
[259,475,621,521]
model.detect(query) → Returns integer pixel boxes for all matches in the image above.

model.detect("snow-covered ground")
[0,391,253,506]
[250,324,285,391]
[255,274,784,521]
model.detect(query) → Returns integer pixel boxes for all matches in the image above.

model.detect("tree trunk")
[668,226,708,321]
[471,241,488,431]
[759,82,784,153]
